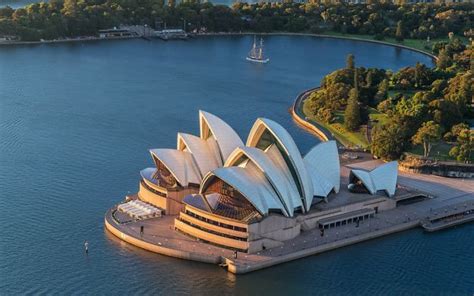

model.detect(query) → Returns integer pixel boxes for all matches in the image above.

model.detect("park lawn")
[324,110,369,149]
[368,107,389,126]
[408,141,454,160]
[303,100,371,149]
[409,141,474,162]
[388,89,417,98]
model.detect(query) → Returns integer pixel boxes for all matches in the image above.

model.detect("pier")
[105,160,474,274]
[422,200,474,232]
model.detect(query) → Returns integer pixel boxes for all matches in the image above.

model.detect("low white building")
[349,161,399,197]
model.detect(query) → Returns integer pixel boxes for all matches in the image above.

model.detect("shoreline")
[0,31,438,61]
[0,35,138,46]
[290,86,334,143]
[199,32,438,61]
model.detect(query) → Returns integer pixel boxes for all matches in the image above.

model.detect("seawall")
[290,87,333,143]
[104,208,222,264]
[227,221,420,274]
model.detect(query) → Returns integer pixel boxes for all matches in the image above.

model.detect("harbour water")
[1,36,472,295]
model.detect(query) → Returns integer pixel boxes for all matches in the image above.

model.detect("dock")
[422,201,474,232]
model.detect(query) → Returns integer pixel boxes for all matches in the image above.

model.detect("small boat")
[246,36,269,64]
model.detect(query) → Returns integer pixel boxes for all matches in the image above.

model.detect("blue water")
[1,36,472,295]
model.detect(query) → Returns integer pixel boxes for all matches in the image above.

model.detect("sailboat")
[246,36,270,64]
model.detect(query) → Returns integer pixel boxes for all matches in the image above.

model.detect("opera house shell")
[133,110,345,252]
[349,162,398,197]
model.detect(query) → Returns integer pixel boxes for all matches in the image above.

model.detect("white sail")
[247,36,269,63]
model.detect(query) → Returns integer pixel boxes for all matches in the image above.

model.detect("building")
[98,28,138,39]
[130,110,398,253]
[348,162,398,197]
[138,111,243,214]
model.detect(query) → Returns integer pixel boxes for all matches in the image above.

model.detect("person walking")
[84,240,89,254]
[140,225,144,236]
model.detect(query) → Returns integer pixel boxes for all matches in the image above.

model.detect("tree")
[436,49,452,70]
[448,124,473,162]
[366,69,374,87]
[346,54,355,70]
[411,121,442,158]
[371,122,407,160]
[61,0,79,18]
[395,21,404,42]
[318,108,333,124]
[414,62,421,87]
[353,67,359,92]
[374,78,389,103]
[344,88,361,131]
[471,50,474,73]
[444,72,473,120]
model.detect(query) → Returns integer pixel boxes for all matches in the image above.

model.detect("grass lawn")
[408,141,474,162]
[388,89,417,98]
[303,101,370,148]
[368,107,389,126]
[408,141,454,161]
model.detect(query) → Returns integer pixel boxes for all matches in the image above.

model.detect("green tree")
[436,49,452,70]
[344,88,361,131]
[395,21,404,42]
[318,108,333,124]
[371,122,407,160]
[366,69,374,87]
[61,0,79,18]
[346,54,354,70]
[353,67,359,92]
[470,50,474,73]
[448,124,473,162]
[411,121,442,158]
[414,62,421,87]
[374,78,389,103]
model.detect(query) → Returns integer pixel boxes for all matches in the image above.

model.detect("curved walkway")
[290,87,335,143]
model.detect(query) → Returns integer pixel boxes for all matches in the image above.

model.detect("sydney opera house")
[128,111,398,253]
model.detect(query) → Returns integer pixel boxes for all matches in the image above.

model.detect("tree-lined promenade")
[0,1,473,43]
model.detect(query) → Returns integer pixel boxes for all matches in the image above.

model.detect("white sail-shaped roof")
[225,146,301,217]
[149,149,201,187]
[200,166,286,216]
[306,169,335,198]
[350,161,398,197]
[265,144,304,210]
[247,118,314,212]
[199,110,243,162]
[304,141,340,197]
[177,133,221,177]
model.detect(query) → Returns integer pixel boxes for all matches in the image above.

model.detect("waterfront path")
[291,87,335,143]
